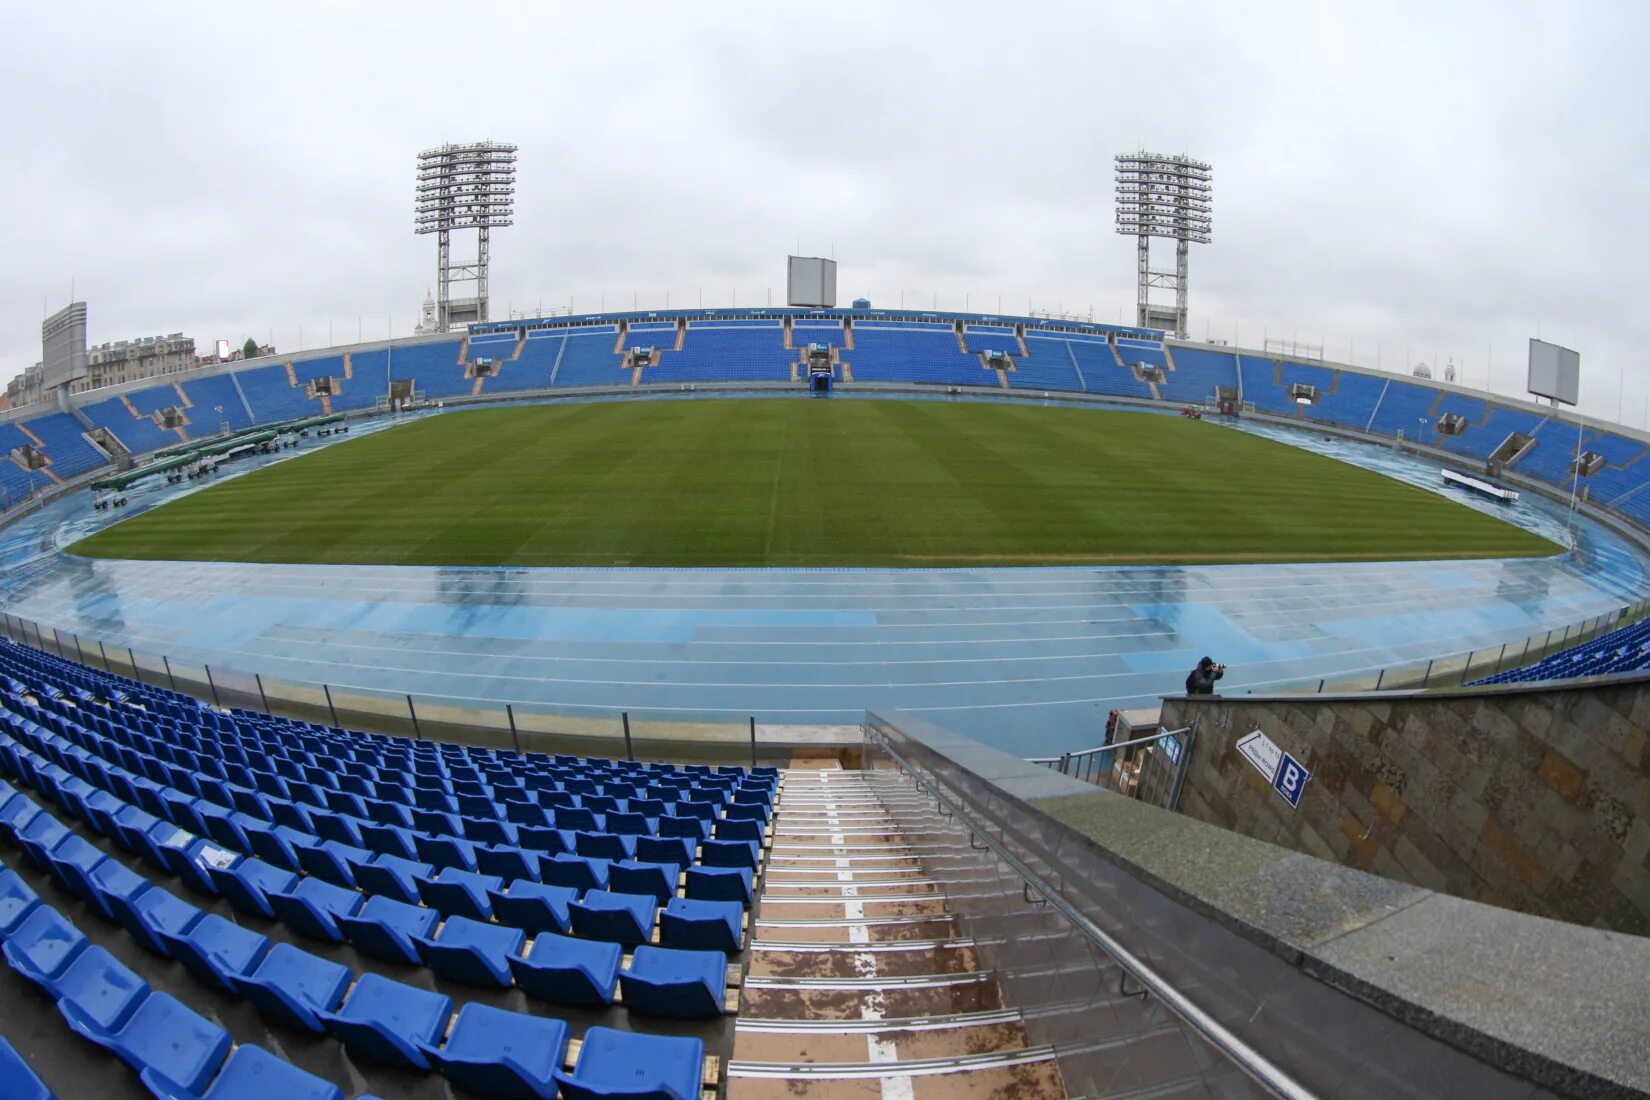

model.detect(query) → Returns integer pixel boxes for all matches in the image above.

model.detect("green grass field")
[70,400,1560,567]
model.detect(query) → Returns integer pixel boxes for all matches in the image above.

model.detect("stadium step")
[284,360,298,387]
[342,351,353,379]
[171,381,193,408]
[16,423,44,448]
[729,765,1065,1099]
[455,335,469,364]
[119,395,141,419]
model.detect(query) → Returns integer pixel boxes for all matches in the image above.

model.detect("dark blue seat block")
[161,912,271,990]
[555,1025,704,1100]
[700,838,759,871]
[684,866,753,907]
[351,853,432,904]
[207,857,298,919]
[413,914,524,987]
[657,814,710,842]
[539,854,608,894]
[61,990,232,1096]
[0,1034,53,1100]
[168,1043,344,1100]
[660,897,744,953]
[569,889,656,946]
[335,894,439,965]
[574,831,635,862]
[3,906,89,991]
[267,877,364,941]
[106,886,202,958]
[43,833,106,901]
[0,868,42,936]
[295,839,372,888]
[636,835,695,868]
[474,843,538,884]
[507,930,622,1006]
[416,868,502,920]
[16,813,71,867]
[610,860,679,905]
[618,944,726,1018]
[488,881,577,935]
[51,945,149,1031]
[421,1001,569,1099]
[714,818,764,844]
[317,972,450,1069]
[83,856,154,924]
[230,943,353,1032]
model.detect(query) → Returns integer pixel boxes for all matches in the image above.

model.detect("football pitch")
[70,399,1560,567]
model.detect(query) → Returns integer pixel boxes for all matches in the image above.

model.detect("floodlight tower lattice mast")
[1114,152,1212,338]
[415,142,517,331]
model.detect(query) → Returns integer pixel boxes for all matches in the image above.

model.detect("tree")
[242,338,260,360]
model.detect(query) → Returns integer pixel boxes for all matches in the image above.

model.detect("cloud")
[2,0,1647,425]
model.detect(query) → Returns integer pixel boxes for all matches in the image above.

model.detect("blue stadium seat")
[620,944,727,1018]
[335,894,439,965]
[80,858,151,924]
[420,1001,569,1100]
[540,853,610,894]
[159,1044,344,1100]
[683,865,753,907]
[61,990,232,1096]
[0,1034,54,1100]
[636,834,696,868]
[700,837,760,871]
[3,906,89,992]
[413,913,524,987]
[714,818,763,844]
[160,912,270,990]
[574,830,635,861]
[206,856,297,919]
[317,972,450,1070]
[351,853,432,903]
[42,833,107,900]
[416,867,502,919]
[266,876,365,941]
[104,885,201,958]
[507,929,622,1006]
[660,897,744,953]
[555,1026,705,1100]
[294,838,372,888]
[50,945,149,1031]
[610,859,679,904]
[0,868,42,936]
[230,943,353,1032]
[569,889,656,945]
[474,842,538,883]
[15,813,72,868]
[488,880,577,935]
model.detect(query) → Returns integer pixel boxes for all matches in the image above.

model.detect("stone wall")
[1161,677,1650,934]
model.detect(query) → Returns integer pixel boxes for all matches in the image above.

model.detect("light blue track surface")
[2,395,1646,759]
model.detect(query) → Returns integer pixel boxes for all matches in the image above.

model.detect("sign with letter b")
[1272,752,1308,809]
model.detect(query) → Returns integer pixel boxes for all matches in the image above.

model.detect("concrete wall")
[1162,676,1650,934]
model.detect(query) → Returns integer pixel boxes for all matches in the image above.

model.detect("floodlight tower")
[1114,152,1212,338]
[415,142,517,331]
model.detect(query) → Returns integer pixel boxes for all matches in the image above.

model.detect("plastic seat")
[420,1001,568,1099]
[0,868,42,936]
[414,832,479,872]
[3,906,89,992]
[620,945,726,1018]
[516,825,567,855]
[714,818,764,844]
[351,853,433,904]
[105,886,202,958]
[230,943,353,1032]
[413,914,525,987]
[635,834,695,869]
[61,990,232,1096]
[569,889,656,946]
[0,1034,54,1100]
[295,838,373,888]
[555,1025,704,1100]
[610,860,679,904]
[307,810,363,847]
[335,894,440,964]
[246,823,309,871]
[50,945,150,1032]
[488,880,577,935]
[461,816,517,847]
[155,1043,345,1100]
[42,833,107,901]
[207,857,299,919]
[553,807,601,832]
[684,865,754,907]
[539,853,609,894]
[158,833,233,896]
[575,830,636,862]
[267,876,365,941]
[506,929,622,1006]
[660,897,744,953]
[474,843,538,883]
[415,867,502,920]
[723,801,769,823]
[358,821,419,861]
[160,912,271,990]
[0,792,44,844]
[657,814,710,842]
[700,837,760,871]
[317,972,450,1069]
[15,813,72,867]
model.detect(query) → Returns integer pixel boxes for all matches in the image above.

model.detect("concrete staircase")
[727,765,1065,1100]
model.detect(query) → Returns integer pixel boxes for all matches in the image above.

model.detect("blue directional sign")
[1272,752,1309,809]
[1157,731,1182,765]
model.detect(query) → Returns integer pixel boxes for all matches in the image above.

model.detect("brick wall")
[1162,680,1650,934]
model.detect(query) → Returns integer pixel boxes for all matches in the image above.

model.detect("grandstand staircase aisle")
[728,764,1065,1100]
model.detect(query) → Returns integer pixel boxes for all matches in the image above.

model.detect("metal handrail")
[870,729,1317,1100]
[1026,726,1190,766]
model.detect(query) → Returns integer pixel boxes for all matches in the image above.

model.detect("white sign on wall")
[1235,729,1283,782]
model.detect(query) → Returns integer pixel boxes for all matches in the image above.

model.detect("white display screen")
[1528,338,1580,406]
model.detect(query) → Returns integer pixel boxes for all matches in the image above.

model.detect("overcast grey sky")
[3,0,1648,425]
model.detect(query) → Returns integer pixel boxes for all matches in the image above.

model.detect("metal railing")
[1027,725,1194,809]
[868,725,1314,1100]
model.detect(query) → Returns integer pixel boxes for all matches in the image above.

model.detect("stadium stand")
[848,323,985,386]
[1471,615,1650,684]
[654,325,792,383]
[1364,377,1439,438]
[0,634,767,1098]
[549,328,626,389]
[386,340,468,400]
[1012,336,1084,392]
[76,398,178,455]
[1157,345,1237,404]
[177,374,253,433]
[235,364,318,423]
[1068,337,1153,399]
[962,326,1016,354]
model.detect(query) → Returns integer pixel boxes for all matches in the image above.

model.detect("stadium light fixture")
[1115,152,1212,339]
[415,142,517,332]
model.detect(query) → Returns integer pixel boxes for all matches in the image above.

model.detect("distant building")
[413,292,440,335]
[6,363,46,408]
[82,333,195,392]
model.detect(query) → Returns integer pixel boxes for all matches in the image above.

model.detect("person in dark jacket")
[1186,656,1225,695]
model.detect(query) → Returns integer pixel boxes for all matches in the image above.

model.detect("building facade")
[81,333,196,393]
